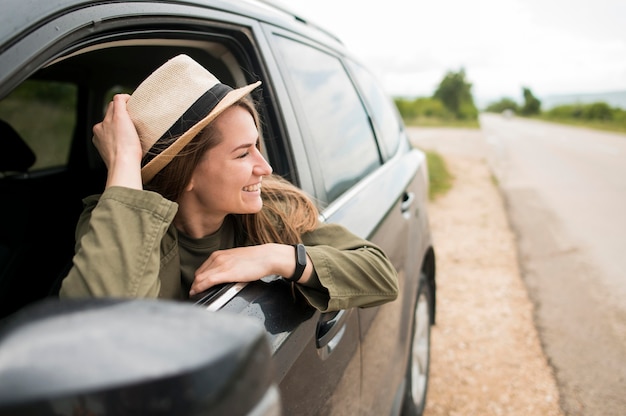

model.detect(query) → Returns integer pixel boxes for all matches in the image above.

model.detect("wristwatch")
[286,243,307,282]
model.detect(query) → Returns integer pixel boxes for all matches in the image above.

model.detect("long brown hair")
[145,98,319,245]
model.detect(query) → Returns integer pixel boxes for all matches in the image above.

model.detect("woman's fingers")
[190,246,277,296]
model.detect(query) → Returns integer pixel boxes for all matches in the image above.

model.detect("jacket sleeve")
[59,186,178,298]
[296,222,399,312]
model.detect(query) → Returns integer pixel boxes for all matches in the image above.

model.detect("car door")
[266,27,430,414]
[347,60,432,414]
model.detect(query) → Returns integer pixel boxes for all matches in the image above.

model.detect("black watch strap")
[287,244,307,282]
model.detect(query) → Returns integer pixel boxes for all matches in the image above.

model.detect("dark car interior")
[0,40,263,320]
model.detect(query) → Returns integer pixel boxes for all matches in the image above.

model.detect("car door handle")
[316,309,351,359]
[401,192,415,215]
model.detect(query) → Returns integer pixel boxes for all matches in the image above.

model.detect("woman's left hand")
[189,243,313,296]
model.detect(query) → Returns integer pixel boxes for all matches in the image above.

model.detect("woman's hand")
[92,94,143,189]
[189,243,314,296]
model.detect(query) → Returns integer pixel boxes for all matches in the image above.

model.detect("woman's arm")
[298,223,399,312]
[59,185,178,298]
[188,243,318,297]
[189,222,398,311]
[60,94,178,298]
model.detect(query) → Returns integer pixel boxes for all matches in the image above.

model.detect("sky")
[285,0,626,106]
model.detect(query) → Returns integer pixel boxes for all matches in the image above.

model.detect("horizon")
[477,89,626,110]
[394,86,626,110]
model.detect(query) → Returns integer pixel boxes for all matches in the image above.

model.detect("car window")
[0,34,268,317]
[0,80,77,171]
[347,60,402,159]
[272,35,381,203]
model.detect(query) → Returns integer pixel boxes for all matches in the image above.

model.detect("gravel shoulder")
[408,127,564,416]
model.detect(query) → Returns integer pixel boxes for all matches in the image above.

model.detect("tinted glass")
[0,80,76,170]
[273,35,380,202]
[348,60,402,158]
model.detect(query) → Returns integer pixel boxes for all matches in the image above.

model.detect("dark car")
[0,0,437,414]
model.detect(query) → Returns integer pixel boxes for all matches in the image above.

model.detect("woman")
[60,54,398,312]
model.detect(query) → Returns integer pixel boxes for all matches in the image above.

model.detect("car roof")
[0,0,343,53]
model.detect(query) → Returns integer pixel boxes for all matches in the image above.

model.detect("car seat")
[0,120,76,320]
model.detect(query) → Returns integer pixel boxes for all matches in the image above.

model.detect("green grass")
[425,150,454,200]
[534,115,626,135]
[403,116,480,129]
[0,85,76,170]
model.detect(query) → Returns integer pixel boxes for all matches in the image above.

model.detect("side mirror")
[0,298,280,416]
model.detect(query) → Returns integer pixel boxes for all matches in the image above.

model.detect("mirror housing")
[0,298,280,416]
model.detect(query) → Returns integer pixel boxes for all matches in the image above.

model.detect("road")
[479,113,626,415]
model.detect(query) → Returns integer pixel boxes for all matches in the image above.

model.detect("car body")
[0,0,436,414]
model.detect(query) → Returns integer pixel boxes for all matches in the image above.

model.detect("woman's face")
[186,105,272,219]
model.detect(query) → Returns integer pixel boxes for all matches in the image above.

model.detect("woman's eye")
[237,151,250,159]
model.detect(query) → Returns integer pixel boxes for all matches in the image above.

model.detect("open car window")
[0,33,268,318]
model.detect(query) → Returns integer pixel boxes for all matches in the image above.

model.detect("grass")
[534,115,626,135]
[403,116,480,129]
[401,117,457,200]
[404,113,626,135]
[425,150,454,200]
[0,97,75,169]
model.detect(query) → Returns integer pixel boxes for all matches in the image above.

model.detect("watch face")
[296,244,307,267]
[289,244,306,282]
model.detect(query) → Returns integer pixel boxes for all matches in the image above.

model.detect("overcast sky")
[286,0,626,105]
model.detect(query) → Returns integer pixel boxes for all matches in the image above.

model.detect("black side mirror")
[0,298,280,416]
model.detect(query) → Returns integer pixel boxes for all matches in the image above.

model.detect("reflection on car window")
[273,35,380,202]
[0,80,77,170]
[347,60,402,159]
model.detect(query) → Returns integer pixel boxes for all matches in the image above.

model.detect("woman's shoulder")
[82,187,178,216]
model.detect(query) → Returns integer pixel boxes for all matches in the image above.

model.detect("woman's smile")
[243,182,262,193]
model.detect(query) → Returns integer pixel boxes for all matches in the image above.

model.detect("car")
[0,0,437,414]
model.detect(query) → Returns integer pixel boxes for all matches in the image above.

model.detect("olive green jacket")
[59,186,398,312]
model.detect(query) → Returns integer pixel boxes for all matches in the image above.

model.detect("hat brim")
[140,80,262,184]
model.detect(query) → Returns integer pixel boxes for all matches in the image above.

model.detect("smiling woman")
[58,54,400,312]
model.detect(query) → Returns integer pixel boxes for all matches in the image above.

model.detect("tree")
[433,68,477,120]
[521,87,541,115]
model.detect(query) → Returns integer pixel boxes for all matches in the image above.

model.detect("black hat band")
[141,83,233,167]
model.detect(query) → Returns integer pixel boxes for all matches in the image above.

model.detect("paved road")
[479,113,626,415]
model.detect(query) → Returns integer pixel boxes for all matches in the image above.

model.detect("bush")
[394,97,452,121]
[547,102,618,121]
[414,97,450,118]
[485,97,519,113]
[541,101,626,133]
[584,102,613,120]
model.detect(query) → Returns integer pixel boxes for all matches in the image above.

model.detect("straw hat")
[126,54,262,183]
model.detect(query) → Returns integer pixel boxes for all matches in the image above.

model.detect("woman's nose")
[254,152,273,176]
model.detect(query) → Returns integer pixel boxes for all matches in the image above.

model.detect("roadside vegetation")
[540,103,626,134]
[0,80,76,169]
[393,67,625,135]
[485,90,626,134]
[395,68,480,129]
[425,150,453,200]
